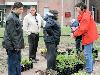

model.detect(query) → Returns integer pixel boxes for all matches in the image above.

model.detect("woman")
[71,2,99,74]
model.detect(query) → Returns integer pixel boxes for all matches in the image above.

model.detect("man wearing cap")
[43,10,61,70]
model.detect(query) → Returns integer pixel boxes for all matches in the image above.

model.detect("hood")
[46,12,54,16]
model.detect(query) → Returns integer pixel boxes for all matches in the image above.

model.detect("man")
[70,19,82,54]
[23,6,45,63]
[2,2,24,75]
[71,2,99,74]
[43,10,61,70]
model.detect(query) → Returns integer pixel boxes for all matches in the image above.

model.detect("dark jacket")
[43,15,61,45]
[2,12,24,50]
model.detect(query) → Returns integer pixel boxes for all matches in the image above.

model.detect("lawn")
[0,25,100,74]
[0,26,72,47]
[0,25,100,49]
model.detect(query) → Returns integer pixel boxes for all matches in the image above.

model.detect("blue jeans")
[7,50,21,75]
[84,43,93,73]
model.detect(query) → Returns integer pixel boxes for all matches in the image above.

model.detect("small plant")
[40,48,47,53]
[56,50,85,74]
[92,48,98,58]
[39,48,47,58]
[21,57,31,65]
[21,57,33,72]
[78,51,86,64]
[56,54,68,72]
[71,71,88,75]
[94,43,100,52]
[56,54,75,73]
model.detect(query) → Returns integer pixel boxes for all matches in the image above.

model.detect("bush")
[21,57,33,72]
[56,51,84,74]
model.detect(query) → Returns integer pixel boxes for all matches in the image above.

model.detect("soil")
[0,44,100,75]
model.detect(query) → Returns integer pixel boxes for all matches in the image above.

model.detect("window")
[44,7,49,17]
[0,10,3,22]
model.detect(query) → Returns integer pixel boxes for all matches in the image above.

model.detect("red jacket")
[73,10,99,45]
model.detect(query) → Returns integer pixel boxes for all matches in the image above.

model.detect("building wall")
[38,0,81,25]
[0,0,85,26]
[0,0,5,4]
[90,0,100,23]
[2,0,100,24]
[38,0,62,25]
[0,0,37,22]
[5,0,33,2]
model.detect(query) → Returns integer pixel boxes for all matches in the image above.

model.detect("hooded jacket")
[43,13,61,45]
[73,10,99,45]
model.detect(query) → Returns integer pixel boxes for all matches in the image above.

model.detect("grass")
[61,26,71,35]
[0,25,100,49]
[23,26,73,48]
[0,25,100,74]
[0,28,4,37]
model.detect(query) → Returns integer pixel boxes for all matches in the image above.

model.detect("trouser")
[46,43,57,70]
[7,50,21,75]
[28,33,39,60]
[75,36,82,54]
[84,43,93,73]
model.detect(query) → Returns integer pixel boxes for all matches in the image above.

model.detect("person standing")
[70,19,82,54]
[2,2,24,75]
[23,6,45,63]
[43,10,61,70]
[71,2,99,74]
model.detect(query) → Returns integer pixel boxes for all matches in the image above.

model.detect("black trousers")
[28,33,39,60]
[75,36,83,54]
[45,43,57,70]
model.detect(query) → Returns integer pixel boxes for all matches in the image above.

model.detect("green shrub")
[21,57,32,65]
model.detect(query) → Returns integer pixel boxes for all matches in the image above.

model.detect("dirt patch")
[0,39,100,75]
